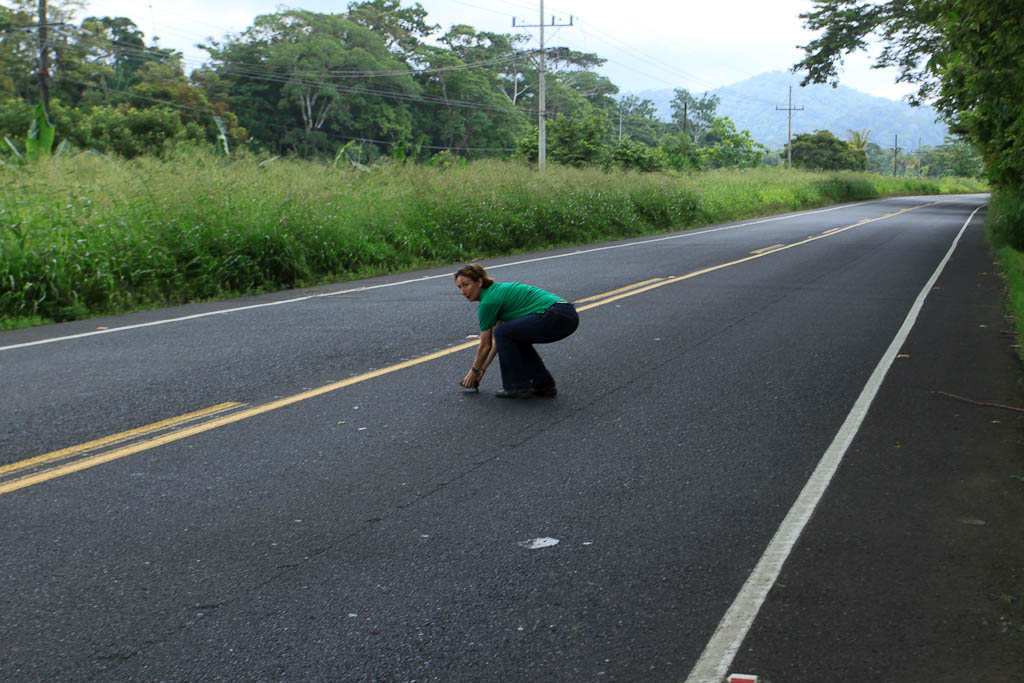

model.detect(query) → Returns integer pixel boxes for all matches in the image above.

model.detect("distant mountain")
[630,70,949,150]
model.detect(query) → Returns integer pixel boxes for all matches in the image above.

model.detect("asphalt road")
[2,193,1020,682]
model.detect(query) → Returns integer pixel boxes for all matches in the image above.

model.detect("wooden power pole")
[37,0,51,123]
[776,86,803,169]
[514,1,572,172]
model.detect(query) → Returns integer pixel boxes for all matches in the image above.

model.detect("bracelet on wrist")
[472,367,482,373]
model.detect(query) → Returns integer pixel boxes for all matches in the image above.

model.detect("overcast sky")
[76,0,913,101]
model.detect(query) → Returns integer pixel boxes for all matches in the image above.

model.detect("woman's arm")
[461,326,495,389]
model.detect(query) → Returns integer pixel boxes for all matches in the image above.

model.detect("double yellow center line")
[1,202,935,496]
[0,403,244,494]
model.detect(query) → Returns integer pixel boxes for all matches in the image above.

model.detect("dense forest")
[0,0,980,176]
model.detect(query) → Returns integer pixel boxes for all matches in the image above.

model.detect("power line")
[211,65,535,116]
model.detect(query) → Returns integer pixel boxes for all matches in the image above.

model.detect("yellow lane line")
[573,278,664,304]
[0,402,242,478]
[1,201,938,496]
[750,244,787,255]
[0,348,477,496]
[577,202,936,312]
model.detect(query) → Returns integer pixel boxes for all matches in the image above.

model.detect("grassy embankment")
[987,190,1024,359]
[0,152,990,329]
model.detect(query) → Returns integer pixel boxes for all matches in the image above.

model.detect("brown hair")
[453,263,494,288]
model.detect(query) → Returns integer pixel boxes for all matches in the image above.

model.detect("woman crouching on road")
[455,264,579,398]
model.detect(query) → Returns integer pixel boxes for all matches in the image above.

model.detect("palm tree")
[846,128,872,152]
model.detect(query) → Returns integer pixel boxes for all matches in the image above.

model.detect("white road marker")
[684,206,983,683]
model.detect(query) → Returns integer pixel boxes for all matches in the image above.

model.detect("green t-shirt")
[477,282,565,332]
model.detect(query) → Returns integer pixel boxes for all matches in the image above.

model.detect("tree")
[846,128,871,153]
[865,142,891,174]
[697,116,769,169]
[414,36,521,157]
[1,0,97,107]
[63,14,169,107]
[0,3,36,100]
[558,69,618,113]
[795,2,945,103]
[916,139,983,178]
[547,104,610,167]
[205,10,418,156]
[613,95,665,146]
[658,131,699,171]
[788,130,866,171]
[670,89,719,142]
[606,138,662,172]
[346,0,437,57]
[75,105,186,158]
[938,140,983,178]
[516,48,613,121]
[517,100,610,168]
[794,0,1023,189]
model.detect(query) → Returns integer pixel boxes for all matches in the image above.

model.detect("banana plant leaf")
[25,104,55,163]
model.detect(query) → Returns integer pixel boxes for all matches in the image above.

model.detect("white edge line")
[683,205,983,683]
[0,200,879,353]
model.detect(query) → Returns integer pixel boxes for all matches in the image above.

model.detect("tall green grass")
[994,246,1024,360]
[986,187,1024,358]
[987,187,1024,251]
[0,152,987,326]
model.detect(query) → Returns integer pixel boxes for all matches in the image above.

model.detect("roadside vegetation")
[987,191,1024,358]
[0,152,985,328]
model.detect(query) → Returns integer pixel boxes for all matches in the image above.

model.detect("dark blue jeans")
[493,302,579,390]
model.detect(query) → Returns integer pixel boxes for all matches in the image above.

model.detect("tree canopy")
[795,0,1021,189]
[789,130,866,171]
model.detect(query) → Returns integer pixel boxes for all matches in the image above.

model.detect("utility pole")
[893,134,901,176]
[37,0,51,123]
[514,1,573,172]
[618,101,623,142]
[776,86,803,169]
[921,135,929,178]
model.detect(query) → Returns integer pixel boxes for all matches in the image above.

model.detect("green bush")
[607,139,664,172]
[79,106,186,158]
[657,132,699,172]
[987,187,1024,251]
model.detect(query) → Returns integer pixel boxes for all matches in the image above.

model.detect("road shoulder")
[732,216,1024,681]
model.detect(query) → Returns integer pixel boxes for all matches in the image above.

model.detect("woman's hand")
[460,328,493,390]
[460,367,482,389]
